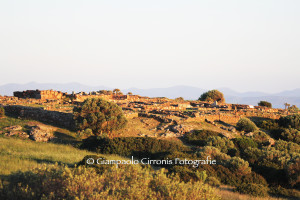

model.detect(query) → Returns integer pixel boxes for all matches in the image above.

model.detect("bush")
[235,183,268,197]
[73,98,127,135]
[258,119,280,130]
[279,128,300,144]
[285,156,300,188]
[233,137,258,152]
[252,131,270,145]
[205,177,221,187]
[278,114,300,130]
[236,118,258,132]
[81,136,190,158]
[185,130,222,146]
[205,136,236,154]
[198,90,225,103]
[0,107,4,118]
[273,140,300,154]
[258,101,272,108]
[0,164,219,200]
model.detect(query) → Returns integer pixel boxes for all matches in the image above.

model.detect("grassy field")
[0,136,126,176]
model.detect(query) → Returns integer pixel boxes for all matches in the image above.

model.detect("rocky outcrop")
[29,125,53,142]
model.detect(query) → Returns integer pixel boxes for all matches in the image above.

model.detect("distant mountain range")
[0,82,300,109]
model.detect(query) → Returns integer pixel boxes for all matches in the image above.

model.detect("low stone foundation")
[4,105,75,129]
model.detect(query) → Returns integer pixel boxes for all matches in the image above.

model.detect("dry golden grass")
[216,185,286,200]
[114,117,162,137]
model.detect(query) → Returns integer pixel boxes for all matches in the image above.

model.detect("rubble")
[29,125,54,142]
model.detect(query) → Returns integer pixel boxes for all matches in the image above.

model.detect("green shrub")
[236,118,258,132]
[0,164,219,200]
[205,136,236,154]
[197,146,252,176]
[0,107,4,118]
[241,172,268,187]
[235,183,268,197]
[279,128,300,144]
[285,156,300,188]
[252,131,270,144]
[198,90,225,103]
[205,177,221,187]
[185,130,221,146]
[273,140,300,154]
[81,136,190,158]
[258,119,280,130]
[73,98,127,135]
[77,128,94,138]
[233,137,258,152]
[258,101,272,108]
[225,157,251,176]
[278,114,300,130]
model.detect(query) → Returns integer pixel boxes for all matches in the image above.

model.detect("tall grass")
[0,136,124,176]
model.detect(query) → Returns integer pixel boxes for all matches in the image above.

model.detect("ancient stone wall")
[4,105,75,129]
[14,90,64,100]
[185,114,241,124]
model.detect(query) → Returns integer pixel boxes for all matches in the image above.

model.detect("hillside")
[1,83,299,108]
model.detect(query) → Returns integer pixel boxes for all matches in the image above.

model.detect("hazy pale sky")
[0,0,299,92]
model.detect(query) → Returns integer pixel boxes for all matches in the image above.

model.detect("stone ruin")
[14,89,64,100]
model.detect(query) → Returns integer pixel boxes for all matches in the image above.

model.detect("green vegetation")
[205,177,221,187]
[1,109,300,199]
[0,136,105,176]
[81,136,189,158]
[0,107,5,118]
[198,90,225,103]
[235,183,268,197]
[73,98,127,136]
[236,118,258,132]
[184,129,222,146]
[0,164,219,200]
[258,101,272,108]
[278,128,300,144]
[205,136,236,154]
[0,116,30,130]
[278,114,300,130]
[233,137,258,150]
[258,119,280,130]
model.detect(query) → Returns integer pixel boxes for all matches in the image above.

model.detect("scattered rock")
[170,124,192,135]
[4,125,22,131]
[228,126,236,132]
[3,125,29,138]
[268,138,275,147]
[244,132,254,137]
[29,125,53,142]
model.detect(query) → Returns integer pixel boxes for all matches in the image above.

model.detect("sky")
[0,0,299,93]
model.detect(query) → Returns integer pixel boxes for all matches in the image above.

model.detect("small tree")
[0,106,5,118]
[198,90,225,103]
[258,101,272,108]
[113,88,123,95]
[73,98,127,135]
